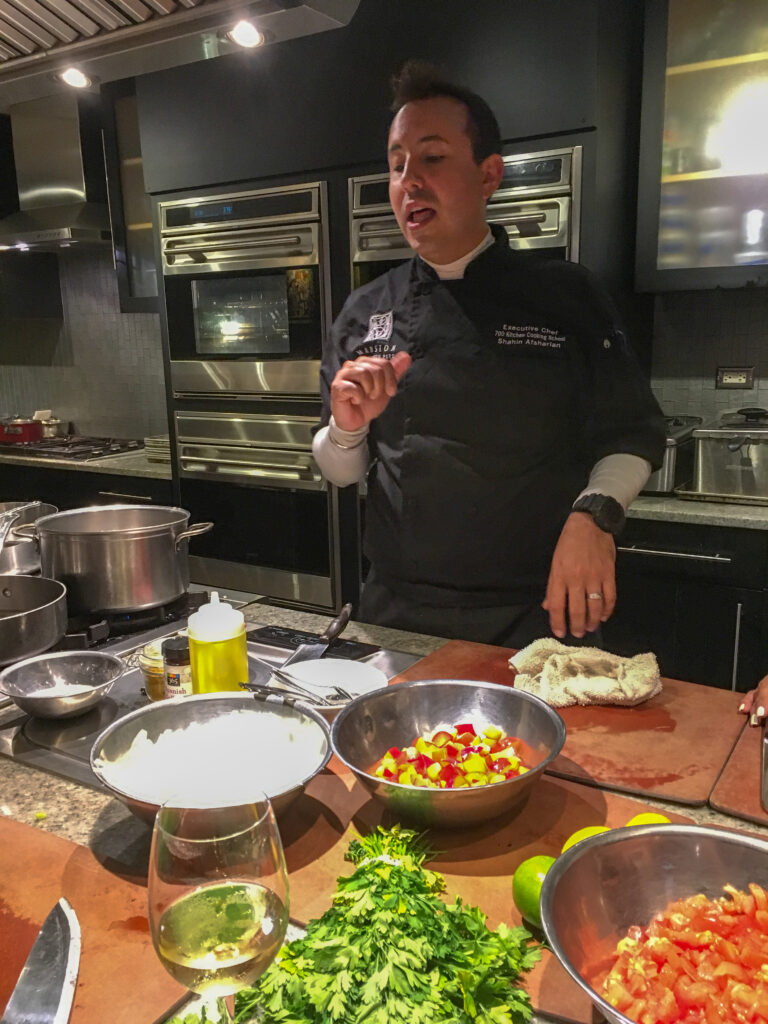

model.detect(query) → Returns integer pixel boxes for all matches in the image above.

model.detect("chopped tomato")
[602,883,768,1024]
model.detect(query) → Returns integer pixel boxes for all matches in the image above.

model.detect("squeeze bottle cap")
[187,591,245,642]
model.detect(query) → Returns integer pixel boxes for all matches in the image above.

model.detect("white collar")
[419,229,494,280]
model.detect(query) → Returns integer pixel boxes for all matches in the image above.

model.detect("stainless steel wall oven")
[349,145,582,289]
[157,180,355,612]
[159,181,330,399]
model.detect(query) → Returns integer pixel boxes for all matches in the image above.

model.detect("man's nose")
[401,159,423,192]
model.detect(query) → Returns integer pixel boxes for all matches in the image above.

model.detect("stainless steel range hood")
[0,0,360,110]
[0,93,110,250]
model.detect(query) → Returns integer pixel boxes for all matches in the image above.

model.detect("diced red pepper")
[382,766,396,780]
[439,763,459,784]
[490,757,512,772]
[387,746,402,759]
[445,743,460,758]
[413,753,434,772]
[454,722,476,735]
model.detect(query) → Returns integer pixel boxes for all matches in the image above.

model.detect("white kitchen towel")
[509,638,662,708]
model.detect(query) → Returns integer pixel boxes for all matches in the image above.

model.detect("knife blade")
[280,603,353,668]
[1,898,80,1024]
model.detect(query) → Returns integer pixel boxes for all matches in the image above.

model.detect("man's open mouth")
[406,207,436,228]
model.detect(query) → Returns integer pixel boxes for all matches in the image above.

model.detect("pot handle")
[10,522,37,540]
[175,521,214,548]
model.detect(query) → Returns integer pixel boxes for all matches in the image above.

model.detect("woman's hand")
[740,676,768,725]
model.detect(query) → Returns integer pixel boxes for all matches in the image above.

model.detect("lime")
[625,812,671,827]
[561,825,610,854]
[512,854,556,928]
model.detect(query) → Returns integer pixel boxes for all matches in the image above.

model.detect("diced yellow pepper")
[426,761,442,781]
[462,752,488,773]
[375,764,387,778]
[517,766,529,774]
[399,765,415,784]
[489,772,506,783]
[452,775,469,788]
[415,736,431,755]
[483,725,502,740]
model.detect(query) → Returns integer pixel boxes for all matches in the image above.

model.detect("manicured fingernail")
[751,714,760,726]
[739,703,747,712]
[758,706,766,719]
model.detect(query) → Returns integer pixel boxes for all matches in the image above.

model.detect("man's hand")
[331,351,412,431]
[543,511,617,639]
[740,676,768,725]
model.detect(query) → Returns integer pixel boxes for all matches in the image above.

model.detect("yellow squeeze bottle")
[187,591,249,693]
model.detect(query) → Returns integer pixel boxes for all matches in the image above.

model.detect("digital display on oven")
[166,192,314,228]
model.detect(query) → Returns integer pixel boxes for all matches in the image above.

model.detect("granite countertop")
[0,449,171,480]
[629,494,768,530]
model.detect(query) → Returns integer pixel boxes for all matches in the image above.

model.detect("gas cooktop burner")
[54,592,208,652]
[0,436,144,461]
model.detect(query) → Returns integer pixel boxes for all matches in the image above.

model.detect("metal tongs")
[0,501,39,559]
[241,656,352,706]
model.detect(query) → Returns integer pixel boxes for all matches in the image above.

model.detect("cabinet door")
[101,80,159,313]
[675,583,766,691]
[602,571,679,678]
[636,0,768,291]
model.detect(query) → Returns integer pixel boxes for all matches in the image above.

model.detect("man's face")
[387,96,502,265]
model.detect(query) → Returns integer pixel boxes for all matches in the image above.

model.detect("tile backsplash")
[651,287,768,423]
[0,248,167,439]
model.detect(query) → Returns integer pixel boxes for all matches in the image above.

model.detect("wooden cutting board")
[0,818,187,1024]
[279,758,696,1024]
[389,640,745,806]
[709,724,768,825]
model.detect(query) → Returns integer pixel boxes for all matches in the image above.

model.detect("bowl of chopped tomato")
[539,823,768,1024]
[329,678,565,826]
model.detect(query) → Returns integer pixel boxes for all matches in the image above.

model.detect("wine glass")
[148,792,289,1023]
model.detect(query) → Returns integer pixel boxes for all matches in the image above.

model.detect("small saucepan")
[0,502,57,576]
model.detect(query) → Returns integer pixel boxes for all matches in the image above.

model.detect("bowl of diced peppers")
[330,678,566,827]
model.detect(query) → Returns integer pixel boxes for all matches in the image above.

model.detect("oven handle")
[165,233,303,255]
[179,454,324,488]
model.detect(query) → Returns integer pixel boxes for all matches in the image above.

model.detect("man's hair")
[390,59,502,163]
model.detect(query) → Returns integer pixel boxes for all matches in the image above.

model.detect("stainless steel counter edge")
[0,450,171,480]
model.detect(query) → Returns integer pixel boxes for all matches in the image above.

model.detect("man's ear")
[481,153,505,199]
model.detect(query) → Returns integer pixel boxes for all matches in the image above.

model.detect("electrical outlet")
[716,366,755,389]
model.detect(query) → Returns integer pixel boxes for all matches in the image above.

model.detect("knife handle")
[322,602,353,643]
[762,718,768,814]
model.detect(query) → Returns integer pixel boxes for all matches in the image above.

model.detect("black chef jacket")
[319,225,666,612]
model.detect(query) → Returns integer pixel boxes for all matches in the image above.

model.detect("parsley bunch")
[234,825,541,1024]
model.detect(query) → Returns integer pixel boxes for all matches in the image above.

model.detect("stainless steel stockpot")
[25,505,212,616]
[0,575,68,666]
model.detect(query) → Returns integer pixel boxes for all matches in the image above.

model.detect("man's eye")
[424,154,445,163]
[390,164,404,174]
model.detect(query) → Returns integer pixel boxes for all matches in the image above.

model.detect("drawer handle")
[616,545,732,564]
[97,490,153,504]
[731,601,743,691]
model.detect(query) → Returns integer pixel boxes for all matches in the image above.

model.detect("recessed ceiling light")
[58,67,92,88]
[227,20,263,47]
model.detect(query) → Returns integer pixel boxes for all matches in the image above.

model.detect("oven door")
[175,411,339,610]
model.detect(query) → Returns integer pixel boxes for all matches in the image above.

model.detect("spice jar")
[138,640,166,701]
[162,635,194,698]
[187,591,248,694]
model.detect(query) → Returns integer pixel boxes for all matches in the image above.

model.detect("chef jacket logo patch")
[364,311,393,343]
[494,323,566,352]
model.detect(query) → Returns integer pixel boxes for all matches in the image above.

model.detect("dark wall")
[0,115,18,217]
[137,0,599,194]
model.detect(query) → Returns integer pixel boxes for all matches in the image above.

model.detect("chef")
[313,60,666,648]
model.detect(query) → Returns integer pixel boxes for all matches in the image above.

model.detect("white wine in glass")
[148,794,289,1020]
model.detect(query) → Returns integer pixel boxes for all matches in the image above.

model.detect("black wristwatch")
[571,493,626,536]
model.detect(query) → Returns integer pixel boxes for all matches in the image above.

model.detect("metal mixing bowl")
[330,678,566,827]
[90,692,332,824]
[540,824,768,1024]
[0,650,125,718]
